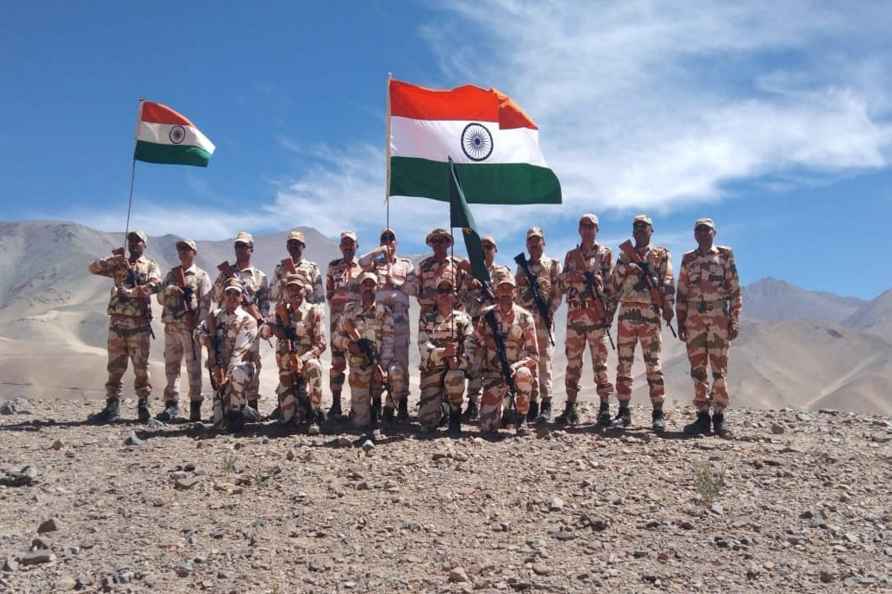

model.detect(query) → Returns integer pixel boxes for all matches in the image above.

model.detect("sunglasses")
[436,287,454,294]
[380,234,395,242]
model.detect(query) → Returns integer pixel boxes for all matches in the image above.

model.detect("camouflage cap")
[128,230,148,245]
[480,235,497,248]
[492,269,515,287]
[358,271,378,286]
[222,277,243,294]
[579,213,599,226]
[234,231,254,245]
[526,226,545,240]
[175,239,198,253]
[284,272,310,288]
[633,214,653,227]
[425,228,453,246]
[340,231,358,243]
[287,229,306,244]
[694,217,716,231]
[379,227,397,241]
[436,276,455,289]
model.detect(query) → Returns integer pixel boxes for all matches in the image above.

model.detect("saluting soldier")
[325,231,364,418]
[87,230,161,424]
[677,218,742,437]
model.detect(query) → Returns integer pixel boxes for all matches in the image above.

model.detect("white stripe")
[137,121,216,154]
[389,116,546,166]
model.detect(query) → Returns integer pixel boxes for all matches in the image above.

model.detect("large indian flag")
[133,100,216,167]
[387,80,561,204]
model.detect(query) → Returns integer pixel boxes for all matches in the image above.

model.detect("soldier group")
[86,213,741,438]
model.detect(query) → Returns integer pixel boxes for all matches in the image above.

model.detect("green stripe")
[389,156,561,204]
[134,141,212,167]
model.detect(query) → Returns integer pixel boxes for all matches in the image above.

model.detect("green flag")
[448,158,491,285]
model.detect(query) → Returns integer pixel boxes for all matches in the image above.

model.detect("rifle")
[513,253,555,346]
[342,317,389,392]
[618,240,677,338]
[205,311,228,426]
[218,261,263,321]
[574,250,615,351]
[112,248,155,339]
[274,301,309,422]
[484,307,517,418]
[175,266,199,360]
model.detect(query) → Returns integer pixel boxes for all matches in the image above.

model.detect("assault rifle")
[174,265,199,360]
[342,318,388,388]
[618,240,677,338]
[484,307,517,417]
[573,250,615,351]
[205,311,228,426]
[274,301,309,422]
[513,253,555,345]
[112,247,155,339]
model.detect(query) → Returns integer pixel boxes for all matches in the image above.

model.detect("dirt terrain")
[2,394,891,593]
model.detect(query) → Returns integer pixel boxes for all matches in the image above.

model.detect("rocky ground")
[1,394,891,594]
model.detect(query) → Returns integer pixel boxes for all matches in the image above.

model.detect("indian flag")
[133,100,216,167]
[387,80,561,204]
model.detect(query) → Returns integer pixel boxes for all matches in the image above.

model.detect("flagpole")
[123,98,144,251]
[384,72,393,229]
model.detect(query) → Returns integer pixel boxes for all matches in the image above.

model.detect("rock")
[0,397,32,415]
[2,557,18,572]
[329,436,352,448]
[31,537,52,550]
[532,563,552,576]
[19,551,55,566]
[55,575,77,590]
[50,439,64,450]
[37,518,60,533]
[448,567,470,583]
[145,418,166,430]
[174,477,200,490]
[0,465,37,487]
[549,497,565,511]
[286,450,296,461]
[770,423,785,435]
[175,561,193,577]
[124,432,144,446]
[819,570,835,583]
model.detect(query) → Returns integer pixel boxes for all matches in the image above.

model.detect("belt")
[110,324,152,337]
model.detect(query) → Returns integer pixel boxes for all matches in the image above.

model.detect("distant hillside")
[843,289,892,342]
[743,277,865,323]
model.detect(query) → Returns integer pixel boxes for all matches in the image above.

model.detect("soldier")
[559,214,614,426]
[333,272,405,437]
[608,214,675,432]
[677,218,742,437]
[475,270,538,435]
[198,278,259,433]
[156,239,212,422]
[418,277,475,435]
[358,228,414,419]
[408,228,468,320]
[461,235,510,421]
[211,231,269,416]
[261,272,327,435]
[270,229,324,305]
[87,230,161,423]
[325,231,364,418]
[514,226,562,423]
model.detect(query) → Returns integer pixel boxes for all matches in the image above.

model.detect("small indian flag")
[388,79,561,204]
[133,100,216,167]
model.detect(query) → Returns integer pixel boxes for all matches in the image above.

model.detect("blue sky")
[2,1,891,299]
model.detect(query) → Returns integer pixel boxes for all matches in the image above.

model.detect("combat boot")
[268,406,283,422]
[515,416,529,436]
[596,400,611,427]
[189,401,202,422]
[684,411,711,435]
[712,412,730,438]
[382,405,395,424]
[462,399,479,422]
[397,398,409,421]
[328,396,343,419]
[651,405,666,434]
[155,401,179,423]
[88,399,120,424]
[527,400,540,423]
[227,409,245,433]
[555,400,579,426]
[536,398,553,424]
[137,399,151,423]
[247,399,260,417]
[308,410,324,436]
[612,402,631,428]
[501,408,516,428]
[448,409,462,437]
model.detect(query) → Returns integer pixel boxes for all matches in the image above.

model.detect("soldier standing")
[408,228,468,320]
[156,239,212,422]
[198,278,259,433]
[476,270,539,435]
[559,214,614,426]
[270,229,324,305]
[262,272,327,435]
[325,231,364,418]
[358,228,414,420]
[608,215,675,432]
[677,218,742,437]
[333,273,405,437]
[418,277,475,435]
[211,231,269,416]
[87,230,161,423]
[514,226,562,424]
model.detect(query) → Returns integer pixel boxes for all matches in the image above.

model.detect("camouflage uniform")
[88,246,161,404]
[270,258,324,305]
[358,247,414,407]
[514,243,562,406]
[676,231,742,413]
[198,304,258,426]
[475,298,539,433]
[325,253,364,404]
[463,262,511,407]
[608,236,675,405]
[560,242,614,404]
[273,295,327,423]
[417,308,475,429]
[333,295,404,428]
[158,258,211,406]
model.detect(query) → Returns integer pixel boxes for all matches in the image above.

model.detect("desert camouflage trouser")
[329,310,347,400]
[275,353,323,423]
[466,317,484,406]
[684,308,731,412]
[391,305,410,405]
[479,367,534,433]
[615,303,664,404]
[565,321,613,403]
[163,322,202,404]
[531,315,553,403]
[212,362,255,428]
[106,316,152,402]
[418,367,465,429]
[347,356,406,428]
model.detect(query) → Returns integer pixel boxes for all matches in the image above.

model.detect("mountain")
[843,289,892,342]
[742,277,865,323]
